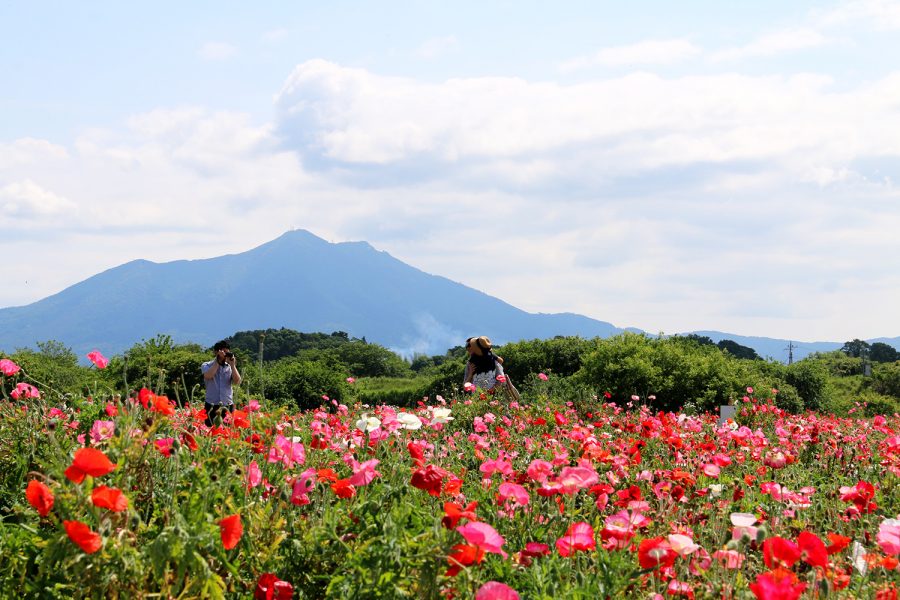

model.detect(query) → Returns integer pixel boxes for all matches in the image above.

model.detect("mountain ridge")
[1,230,897,360]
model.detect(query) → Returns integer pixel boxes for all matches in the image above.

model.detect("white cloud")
[2,56,899,342]
[560,38,701,71]
[710,28,828,62]
[0,138,69,167]
[198,41,237,61]
[414,35,459,59]
[816,0,900,30]
[275,60,900,182]
[0,179,76,218]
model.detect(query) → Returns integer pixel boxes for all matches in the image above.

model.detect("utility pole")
[258,333,266,400]
[785,341,796,365]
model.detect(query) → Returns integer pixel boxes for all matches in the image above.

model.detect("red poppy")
[826,533,851,555]
[179,431,199,452]
[407,441,426,467]
[638,537,676,570]
[91,486,129,512]
[411,464,446,497]
[797,531,828,568]
[254,573,294,600]
[64,447,117,484]
[64,520,102,554]
[150,394,176,416]
[749,568,806,600]
[316,468,339,483]
[762,536,801,569]
[139,387,155,408]
[219,514,243,550]
[230,410,250,428]
[25,480,54,517]
[331,479,357,498]
[245,433,266,453]
[443,475,463,496]
[442,501,478,529]
[446,543,485,576]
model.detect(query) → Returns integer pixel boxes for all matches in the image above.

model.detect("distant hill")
[688,331,900,362]
[0,230,623,358]
[1,230,896,361]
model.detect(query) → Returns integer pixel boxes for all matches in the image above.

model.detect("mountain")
[2,230,897,361]
[0,230,624,358]
[687,331,900,362]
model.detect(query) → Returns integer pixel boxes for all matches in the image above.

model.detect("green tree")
[498,336,595,383]
[869,342,899,363]
[326,340,411,378]
[717,339,760,360]
[683,334,715,347]
[264,358,347,410]
[575,333,759,412]
[108,335,208,405]
[11,340,89,397]
[229,329,354,361]
[841,339,871,358]
[782,359,827,411]
[871,362,900,398]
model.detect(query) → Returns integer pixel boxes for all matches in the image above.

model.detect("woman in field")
[464,336,520,401]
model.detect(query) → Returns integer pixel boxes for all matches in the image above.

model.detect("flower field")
[2,356,900,599]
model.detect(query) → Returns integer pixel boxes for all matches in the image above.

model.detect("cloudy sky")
[2,1,899,344]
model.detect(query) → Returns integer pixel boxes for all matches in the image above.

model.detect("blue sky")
[2,0,899,344]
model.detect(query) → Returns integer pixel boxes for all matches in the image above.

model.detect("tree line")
[2,330,898,416]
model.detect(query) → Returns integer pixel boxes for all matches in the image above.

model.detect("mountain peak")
[0,231,622,358]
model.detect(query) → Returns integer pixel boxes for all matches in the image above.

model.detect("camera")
[225,351,234,359]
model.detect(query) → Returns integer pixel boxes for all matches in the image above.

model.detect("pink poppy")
[291,469,317,506]
[537,372,548,381]
[456,521,508,558]
[667,533,700,556]
[90,420,115,444]
[556,465,599,494]
[877,519,900,556]
[267,435,306,469]
[86,350,109,369]
[525,459,554,483]
[155,438,175,457]
[0,358,21,376]
[247,461,262,488]
[498,482,530,506]
[475,581,519,600]
[556,521,596,557]
[349,459,381,486]
[11,382,40,399]
[713,549,745,569]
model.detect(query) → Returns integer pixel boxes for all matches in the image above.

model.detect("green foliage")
[10,341,94,399]
[575,333,762,412]
[870,342,900,363]
[420,358,468,401]
[781,359,828,411]
[682,334,715,346]
[229,329,354,362]
[841,338,871,358]
[495,336,595,383]
[354,377,430,408]
[264,358,348,410]
[106,335,208,405]
[871,361,900,399]
[325,341,412,379]
[813,350,864,377]
[716,339,760,360]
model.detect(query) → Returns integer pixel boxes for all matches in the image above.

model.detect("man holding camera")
[201,340,242,427]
